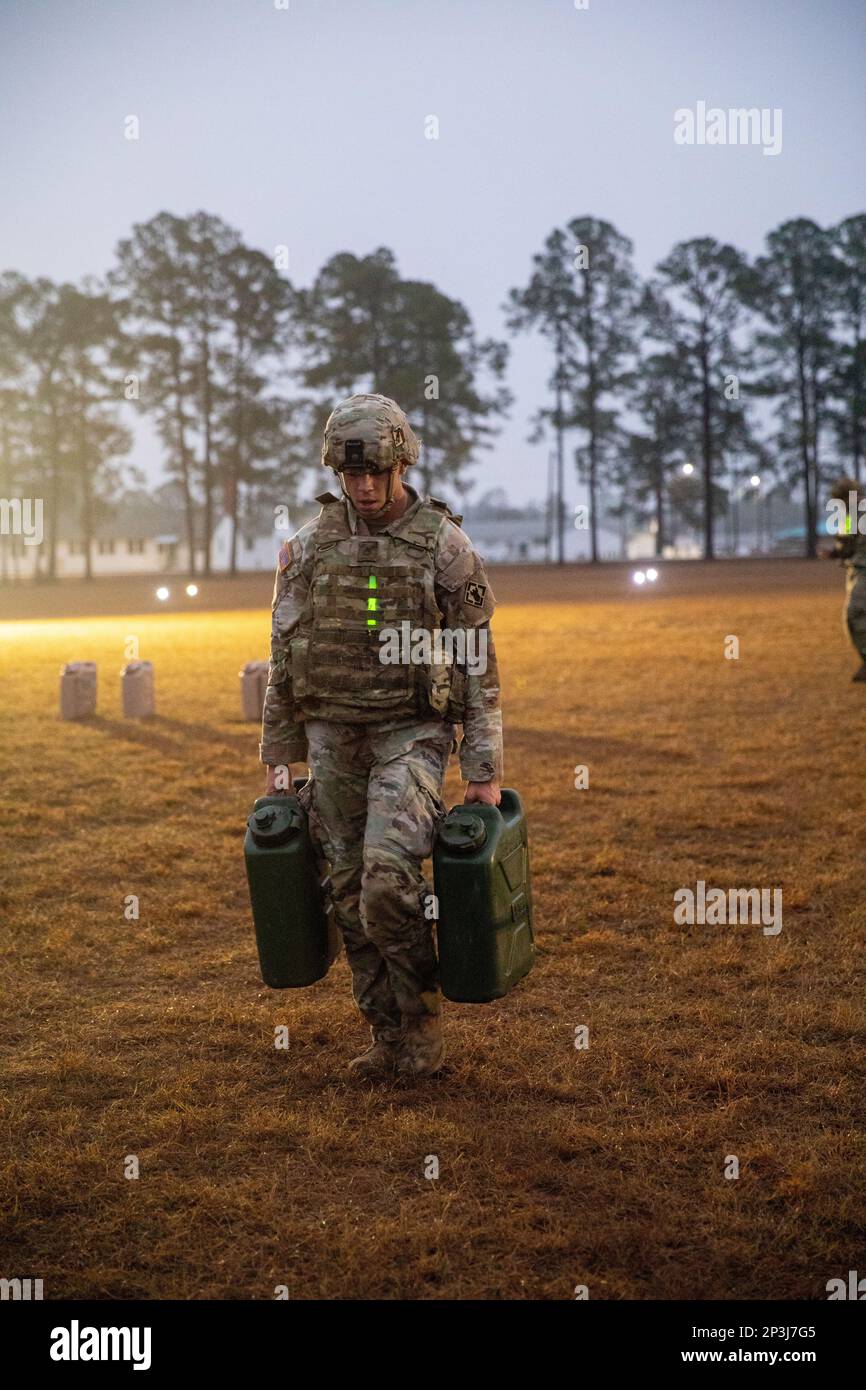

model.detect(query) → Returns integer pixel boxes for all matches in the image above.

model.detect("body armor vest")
[289,496,460,724]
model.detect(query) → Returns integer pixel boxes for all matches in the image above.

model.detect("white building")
[210,502,319,573]
[0,486,206,581]
[0,486,320,581]
[1,483,640,580]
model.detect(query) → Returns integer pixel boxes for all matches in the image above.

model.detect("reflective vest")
[289,495,459,723]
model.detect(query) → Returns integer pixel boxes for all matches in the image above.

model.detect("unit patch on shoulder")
[464,580,487,607]
[278,541,292,573]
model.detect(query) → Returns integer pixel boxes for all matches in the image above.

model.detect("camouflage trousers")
[297,718,455,1044]
[844,568,866,660]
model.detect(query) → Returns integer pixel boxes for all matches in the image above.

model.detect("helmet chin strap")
[337,462,401,520]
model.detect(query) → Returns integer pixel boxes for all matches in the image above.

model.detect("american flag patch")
[278,541,291,573]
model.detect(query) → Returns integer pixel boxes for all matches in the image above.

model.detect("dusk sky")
[2,0,864,506]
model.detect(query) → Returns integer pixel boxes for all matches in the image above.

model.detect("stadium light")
[646,567,658,582]
[186,584,198,597]
[632,570,647,586]
[156,587,170,602]
[749,474,761,488]
[682,463,694,476]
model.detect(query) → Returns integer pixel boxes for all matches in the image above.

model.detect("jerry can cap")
[248,801,302,847]
[439,809,487,853]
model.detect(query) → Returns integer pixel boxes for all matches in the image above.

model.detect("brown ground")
[0,559,863,1300]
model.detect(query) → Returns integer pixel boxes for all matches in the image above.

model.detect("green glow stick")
[367,574,378,626]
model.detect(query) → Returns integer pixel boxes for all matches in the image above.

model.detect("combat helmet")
[321,393,420,516]
[829,475,860,502]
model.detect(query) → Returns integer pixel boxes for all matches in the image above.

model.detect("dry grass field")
[1,559,864,1300]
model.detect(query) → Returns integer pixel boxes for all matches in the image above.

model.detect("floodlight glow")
[646,567,658,582]
[186,584,198,597]
[633,570,647,586]
[156,587,170,602]
[750,474,761,488]
[682,463,694,476]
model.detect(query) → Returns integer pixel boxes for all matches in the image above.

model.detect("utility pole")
[545,448,555,565]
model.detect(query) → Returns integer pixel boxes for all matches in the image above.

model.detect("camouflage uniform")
[260,401,503,1074]
[831,527,866,663]
[297,717,453,1046]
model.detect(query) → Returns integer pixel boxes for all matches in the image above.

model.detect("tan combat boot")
[347,1032,401,1078]
[395,1012,445,1077]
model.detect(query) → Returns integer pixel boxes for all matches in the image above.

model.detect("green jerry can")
[433,787,535,1003]
[243,791,340,988]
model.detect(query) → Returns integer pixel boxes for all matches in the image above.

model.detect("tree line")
[0,208,863,576]
[508,214,865,561]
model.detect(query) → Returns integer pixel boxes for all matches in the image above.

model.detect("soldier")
[259,393,504,1078]
[822,476,866,683]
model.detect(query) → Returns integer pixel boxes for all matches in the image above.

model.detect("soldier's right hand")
[264,763,295,795]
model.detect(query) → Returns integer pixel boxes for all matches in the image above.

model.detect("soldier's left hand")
[464,779,501,807]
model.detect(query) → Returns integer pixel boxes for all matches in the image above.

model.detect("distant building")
[1,477,827,582]
[460,496,622,563]
[627,532,703,560]
[211,501,319,573]
[0,485,207,580]
[626,495,820,560]
[0,486,319,580]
